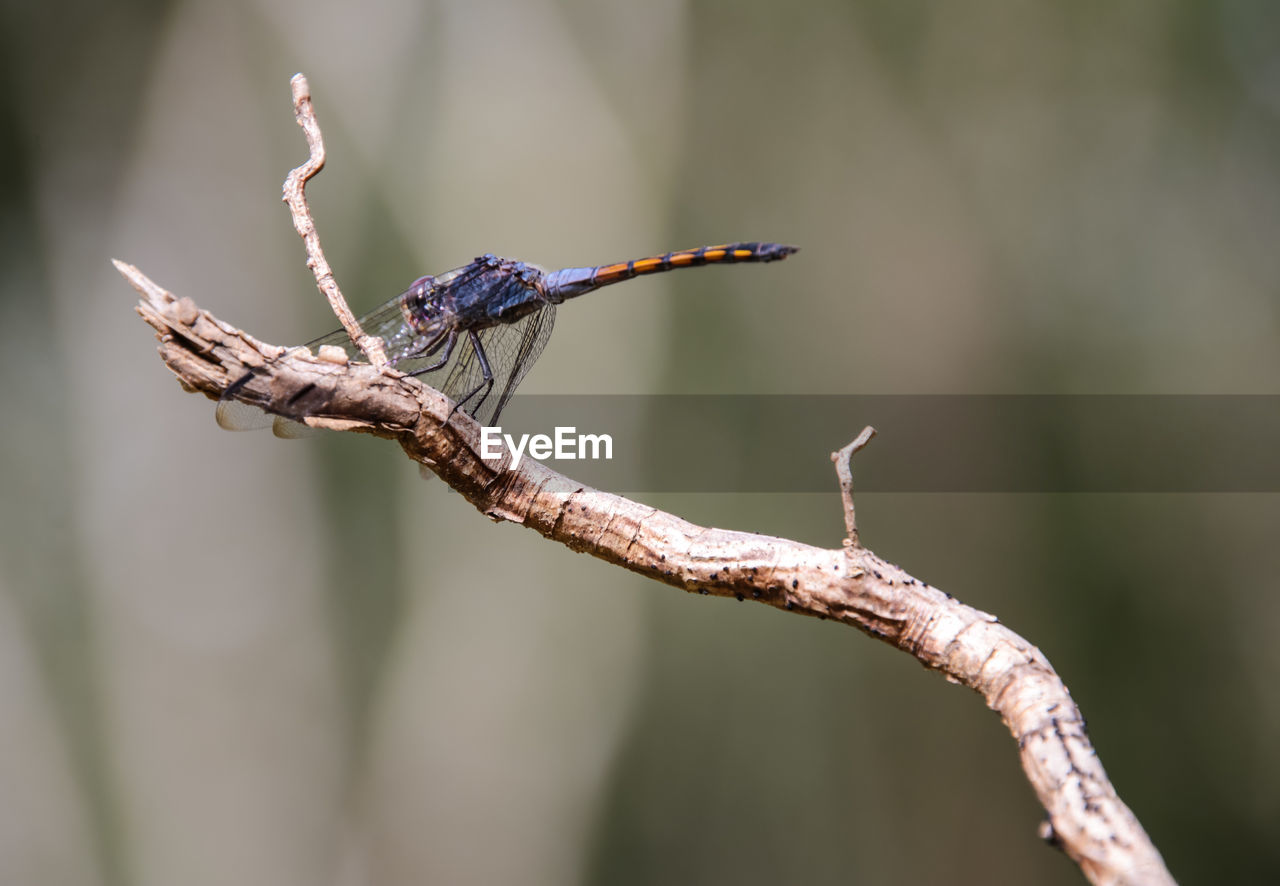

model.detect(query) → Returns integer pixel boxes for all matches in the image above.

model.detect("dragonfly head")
[406,274,434,295]
[400,274,450,337]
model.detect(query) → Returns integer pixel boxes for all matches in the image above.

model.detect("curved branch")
[115,73,1174,886]
[121,260,1172,886]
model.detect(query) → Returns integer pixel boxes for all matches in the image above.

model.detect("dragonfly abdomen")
[542,241,797,302]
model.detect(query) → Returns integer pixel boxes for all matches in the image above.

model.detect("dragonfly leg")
[405,330,458,377]
[286,382,317,407]
[450,329,495,419]
[223,369,255,400]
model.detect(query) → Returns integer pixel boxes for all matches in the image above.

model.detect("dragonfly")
[217,241,798,432]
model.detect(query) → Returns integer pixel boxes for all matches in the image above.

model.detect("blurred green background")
[2,1,1278,884]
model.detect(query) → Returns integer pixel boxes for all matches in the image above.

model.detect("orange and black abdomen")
[541,242,798,302]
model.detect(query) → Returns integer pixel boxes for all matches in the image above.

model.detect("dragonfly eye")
[404,275,432,298]
[414,274,438,300]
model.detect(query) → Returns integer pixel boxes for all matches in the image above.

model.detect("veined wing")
[304,259,493,367]
[214,367,320,436]
[305,297,419,363]
[215,294,413,435]
[434,304,556,426]
[214,281,438,434]
[215,396,284,433]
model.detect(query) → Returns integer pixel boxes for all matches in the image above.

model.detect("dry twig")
[116,74,1175,886]
[832,425,877,548]
[282,73,387,367]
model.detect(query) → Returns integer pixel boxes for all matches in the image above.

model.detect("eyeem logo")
[480,426,613,470]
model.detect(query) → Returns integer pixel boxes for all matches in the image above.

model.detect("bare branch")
[282,73,387,367]
[122,263,1173,886]
[115,73,1176,886]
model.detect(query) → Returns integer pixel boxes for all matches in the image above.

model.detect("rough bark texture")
[123,260,1175,886]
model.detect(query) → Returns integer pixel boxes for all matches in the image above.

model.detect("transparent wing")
[304,265,484,369]
[215,390,273,431]
[305,298,421,364]
[213,260,539,433]
[215,293,426,436]
[270,416,320,438]
[214,374,318,437]
[429,304,556,426]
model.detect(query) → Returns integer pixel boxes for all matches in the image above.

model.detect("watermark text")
[480,426,613,470]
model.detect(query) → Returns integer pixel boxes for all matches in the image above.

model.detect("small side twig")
[282,73,388,368]
[832,425,877,548]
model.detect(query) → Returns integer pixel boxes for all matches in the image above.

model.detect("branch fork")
[281,73,387,369]
[117,74,1175,886]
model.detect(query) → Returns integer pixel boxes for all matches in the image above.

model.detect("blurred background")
[2,0,1278,883]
